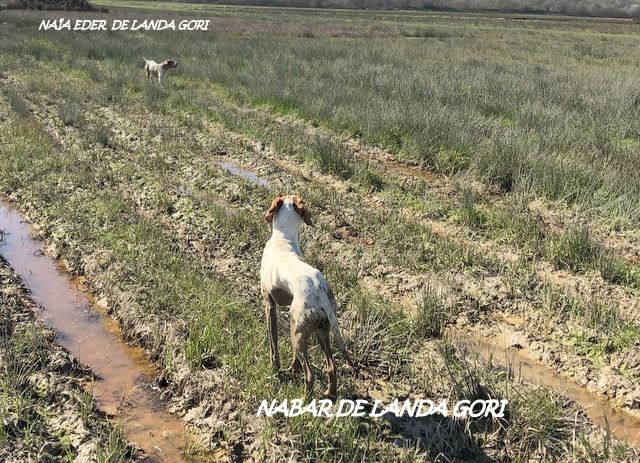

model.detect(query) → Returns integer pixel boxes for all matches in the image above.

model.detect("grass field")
[1,2,640,461]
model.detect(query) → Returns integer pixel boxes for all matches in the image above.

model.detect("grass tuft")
[413,285,446,339]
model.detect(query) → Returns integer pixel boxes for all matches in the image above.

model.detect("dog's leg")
[292,327,313,399]
[265,295,280,371]
[288,322,302,373]
[317,325,337,399]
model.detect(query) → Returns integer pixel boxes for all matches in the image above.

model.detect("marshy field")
[1,1,640,461]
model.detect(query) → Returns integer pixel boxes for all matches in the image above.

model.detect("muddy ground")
[0,252,133,462]
[0,81,637,461]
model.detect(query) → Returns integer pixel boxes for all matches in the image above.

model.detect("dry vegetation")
[1,2,640,462]
[162,0,640,19]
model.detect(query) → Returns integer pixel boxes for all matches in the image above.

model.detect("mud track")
[0,253,134,462]
[0,201,198,462]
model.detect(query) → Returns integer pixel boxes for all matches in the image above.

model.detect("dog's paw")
[287,360,302,374]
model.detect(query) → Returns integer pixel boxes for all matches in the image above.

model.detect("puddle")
[0,201,192,462]
[456,335,640,447]
[217,160,270,186]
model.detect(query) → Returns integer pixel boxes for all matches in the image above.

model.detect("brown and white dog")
[143,57,178,84]
[260,195,354,399]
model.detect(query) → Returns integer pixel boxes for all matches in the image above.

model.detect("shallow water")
[0,201,191,462]
[457,335,640,447]
[218,160,270,186]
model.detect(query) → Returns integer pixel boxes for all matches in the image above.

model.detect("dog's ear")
[265,196,285,224]
[292,196,313,227]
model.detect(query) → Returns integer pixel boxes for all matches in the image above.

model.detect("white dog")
[260,195,354,399]
[143,57,178,84]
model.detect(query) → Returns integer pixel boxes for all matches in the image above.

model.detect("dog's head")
[162,59,178,69]
[264,195,313,228]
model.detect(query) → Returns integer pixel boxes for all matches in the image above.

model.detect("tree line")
[179,0,640,18]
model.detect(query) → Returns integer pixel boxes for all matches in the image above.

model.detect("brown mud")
[453,333,640,447]
[0,200,193,462]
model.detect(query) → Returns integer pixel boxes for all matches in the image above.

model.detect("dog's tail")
[323,288,356,369]
[143,57,148,62]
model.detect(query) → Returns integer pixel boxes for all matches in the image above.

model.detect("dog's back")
[143,57,156,75]
[143,57,177,82]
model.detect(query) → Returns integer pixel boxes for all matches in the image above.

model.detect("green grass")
[505,386,572,459]
[7,1,640,225]
[1,6,640,461]
[456,187,486,230]
[544,226,601,271]
[5,87,30,118]
[413,285,448,338]
[96,426,131,463]
[541,285,640,361]
[58,101,86,128]
[544,226,640,288]
[7,12,640,291]
[487,202,640,288]
[3,102,623,460]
